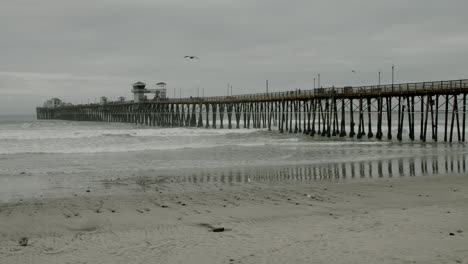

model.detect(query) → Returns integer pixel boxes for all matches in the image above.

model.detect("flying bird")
[184,56,200,60]
[352,70,356,74]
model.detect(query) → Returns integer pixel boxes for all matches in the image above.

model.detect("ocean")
[0,115,466,202]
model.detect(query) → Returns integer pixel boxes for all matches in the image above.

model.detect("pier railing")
[49,79,468,107]
[187,79,468,103]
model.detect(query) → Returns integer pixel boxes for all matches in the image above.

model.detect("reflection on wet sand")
[168,154,468,185]
[6,153,464,202]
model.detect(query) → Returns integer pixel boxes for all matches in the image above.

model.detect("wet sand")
[1,174,467,264]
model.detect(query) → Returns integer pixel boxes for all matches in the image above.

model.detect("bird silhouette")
[184,56,200,60]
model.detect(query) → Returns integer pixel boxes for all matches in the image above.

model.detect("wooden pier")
[36,79,468,142]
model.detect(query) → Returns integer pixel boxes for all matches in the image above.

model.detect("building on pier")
[154,82,167,100]
[132,81,167,103]
[100,97,108,105]
[43,98,66,108]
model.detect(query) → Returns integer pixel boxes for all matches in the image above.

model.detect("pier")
[36,79,468,142]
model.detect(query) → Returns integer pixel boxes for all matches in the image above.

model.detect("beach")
[1,173,467,264]
[1,116,467,263]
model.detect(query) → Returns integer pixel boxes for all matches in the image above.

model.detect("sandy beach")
[1,174,467,264]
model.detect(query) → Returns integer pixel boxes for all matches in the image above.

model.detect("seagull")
[184,56,200,60]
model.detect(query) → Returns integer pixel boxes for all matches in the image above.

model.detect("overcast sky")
[1,0,467,114]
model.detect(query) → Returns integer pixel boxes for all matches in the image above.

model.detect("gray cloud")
[1,0,467,114]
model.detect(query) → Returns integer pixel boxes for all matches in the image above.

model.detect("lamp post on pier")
[378,71,381,86]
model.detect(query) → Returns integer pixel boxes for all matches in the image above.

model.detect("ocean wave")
[0,139,395,155]
[0,127,260,140]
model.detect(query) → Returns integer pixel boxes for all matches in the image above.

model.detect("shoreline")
[1,174,467,263]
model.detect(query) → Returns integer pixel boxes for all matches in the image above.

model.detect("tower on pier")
[132,81,146,103]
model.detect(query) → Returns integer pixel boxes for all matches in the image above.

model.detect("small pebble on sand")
[19,237,28,247]
[212,227,225,232]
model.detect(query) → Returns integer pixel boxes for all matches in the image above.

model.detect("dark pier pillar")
[463,94,466,142]
[331,98,336,136]
[386,97,392,140]
[326,99,331,139]
[252,103,257,129]
[227,104,233,129]
[267,102,272,131]
[317,100,322,136]
[340,98,347,137]
[434,96,439,141]
[205,104,210,128]
[311,100,317,136]
[284,101,289,132]
[376,97,383,139]
[280,101,285,133]
[235,104,241,129]
[247,103,252,129]
[294,101,298,133]
[243,103,247,128]
[191,104,197,127]
[411,96,415,140]
[397,96,406,141]
[444,95,449,142]
[289,101,293,133]
[323,100,328,136]
[198,103,204,127]
[332,98,339,136]
[219,104,225,129]
[357,98,365,139]
[179,104,185,127]
[449,94,461,143]
[420,95,425,140]
[306,100,311,134]
[349,99,355,138]
[212,104,217,128]
[422,96,431,142]
[367,98,373,138]
[302,100,307,133]
[407,97,414,140]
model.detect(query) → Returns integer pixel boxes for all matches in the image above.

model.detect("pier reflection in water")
[167,154,467,186]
